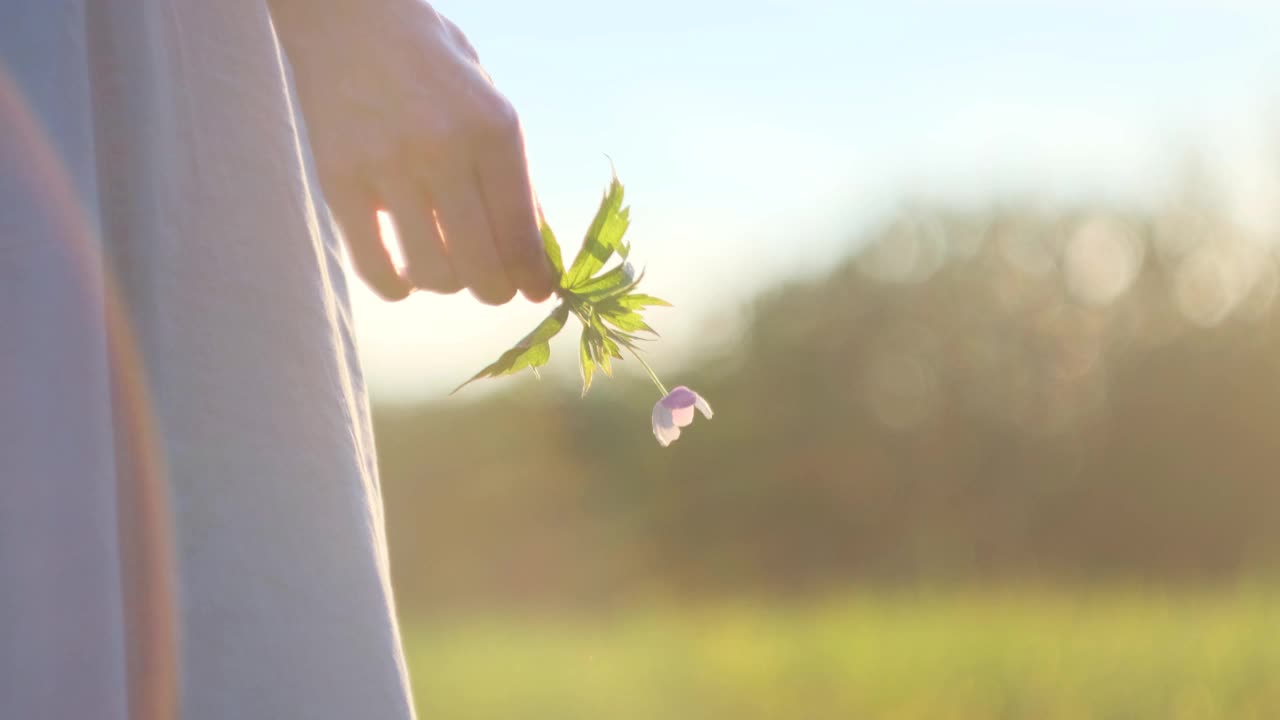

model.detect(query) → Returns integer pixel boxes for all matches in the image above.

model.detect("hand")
[270,1,555,304]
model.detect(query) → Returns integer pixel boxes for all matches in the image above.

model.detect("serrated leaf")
[579,330,595,396]
[598,342,613,376]
[600,307,658,336]
[453,304,570,393]
[607,328,650,350]
[597,295,660,336]
[564,176,630,288]
[603,335,623,360]
[586,315,618,378]
[541,219,564,279]
[583,323,611,376]
[589,312,610,339]
[569,262,634,298]
[579,268,647,306]
[615,293,672,311]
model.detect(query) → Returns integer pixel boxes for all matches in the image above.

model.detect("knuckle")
[443,18,480,61]
[328,129,398,175]
[414,115,460,161]
[473,96,521,140]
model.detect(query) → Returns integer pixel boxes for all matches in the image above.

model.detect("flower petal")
[652,402,680,447]
[694,394,714,420]
[671,405,695,428]
[660,386,698,410]
[659,425,681,447]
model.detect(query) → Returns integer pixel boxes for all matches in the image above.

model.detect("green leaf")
[587,314,617,377]
[615,293,672,311]
[603,335,623,360]
[597,342,613,376]
[577,268,648,307]
[578,330,595,396]
[600,307,658,336]
[541,219,565,279]
[568,262,634,299]
[589,312,610,339]
[564,176,630,288]
[597,294,661,336]
[453,304,571,393]
[607,328,651,349]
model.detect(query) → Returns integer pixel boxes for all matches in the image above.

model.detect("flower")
[652,386,713,447]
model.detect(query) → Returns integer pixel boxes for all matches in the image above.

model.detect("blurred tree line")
[375,185,1280,612]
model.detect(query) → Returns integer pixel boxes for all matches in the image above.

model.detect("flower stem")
[627,347,669,396]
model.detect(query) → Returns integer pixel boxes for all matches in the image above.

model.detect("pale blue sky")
[353,1,1280,399]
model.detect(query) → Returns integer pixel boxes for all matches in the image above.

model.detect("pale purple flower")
[652,386,713,447]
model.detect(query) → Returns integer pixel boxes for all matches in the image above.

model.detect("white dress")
[0,2,414,718]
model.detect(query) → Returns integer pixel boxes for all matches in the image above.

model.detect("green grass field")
[402,589,1280,719]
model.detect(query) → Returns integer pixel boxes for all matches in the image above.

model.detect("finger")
[427,165,515,305]
[328,186,411,301]
[475,130,556,303]
[382,183,460,294]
